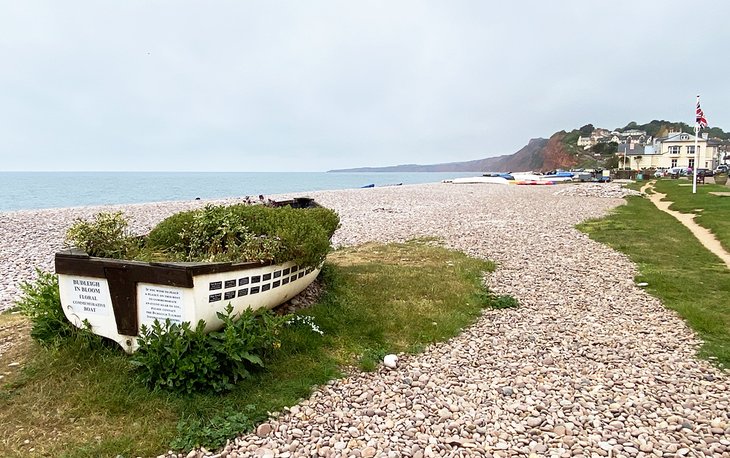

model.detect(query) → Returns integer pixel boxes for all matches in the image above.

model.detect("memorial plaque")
[140,285,185,324]
[224,279,237,289]
[209,281,222,290]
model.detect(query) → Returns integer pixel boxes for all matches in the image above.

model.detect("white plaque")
[138,285,185,325]
[68,277,111,316]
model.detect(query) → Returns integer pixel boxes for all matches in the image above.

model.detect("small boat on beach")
[55,198,333,353]
[511,172,573,183]
[360,183,403,188]
[514,179,557,185]
[450,173,515,185]
[450,176,512,185]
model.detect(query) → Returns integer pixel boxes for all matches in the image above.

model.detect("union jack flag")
[696,97,708,129]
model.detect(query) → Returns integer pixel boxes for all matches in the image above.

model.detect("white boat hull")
[450,176,511,185]
[56,253,319,353]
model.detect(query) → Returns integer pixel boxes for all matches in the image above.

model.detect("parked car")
[697,168,714,177]
[653,167,670,178]
[668,167,690,176]
[715,164,729,174]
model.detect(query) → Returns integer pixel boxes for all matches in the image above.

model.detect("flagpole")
[692,95,700,194]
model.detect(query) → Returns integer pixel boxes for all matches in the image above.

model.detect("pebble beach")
[1,182,728,457]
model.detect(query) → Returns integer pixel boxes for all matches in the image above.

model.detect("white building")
[620,131,721,170]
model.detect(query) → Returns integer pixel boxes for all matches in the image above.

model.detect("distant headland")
[328,120,730,173]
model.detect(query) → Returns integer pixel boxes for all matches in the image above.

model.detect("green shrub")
[142,203,339,267]
[142,210,197,260]
[15,270,100,348]
[131,305,287,394]
[65,204,340,267]
[143,205,284,264]
[65,211,139,258]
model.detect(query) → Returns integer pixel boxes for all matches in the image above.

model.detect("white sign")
[69,277,111,316]
[138,285,185,325]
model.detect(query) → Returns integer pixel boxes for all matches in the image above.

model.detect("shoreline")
[0,182,628,312]
[0,172,477,213]
[0,182,441,310]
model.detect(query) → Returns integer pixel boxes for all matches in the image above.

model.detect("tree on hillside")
[591,141,618,156]
[618,120,729,140]
[604,155,619,169]
[579,124,595,135]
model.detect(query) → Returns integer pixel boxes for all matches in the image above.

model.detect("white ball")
[383,354,398,368]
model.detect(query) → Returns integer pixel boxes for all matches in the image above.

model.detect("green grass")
[653,178,730,253]
[0,240,498,457]
[578,195,730,369]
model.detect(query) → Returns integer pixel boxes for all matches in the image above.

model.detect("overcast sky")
[1,1,728,172]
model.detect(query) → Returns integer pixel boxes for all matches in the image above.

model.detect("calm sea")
[0,172,476,212]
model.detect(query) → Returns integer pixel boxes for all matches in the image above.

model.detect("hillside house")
[577,135,593,149]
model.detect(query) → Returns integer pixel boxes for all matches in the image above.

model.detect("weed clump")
[65,211,140,259]
[15,269,101,348]
[131,305,287,394]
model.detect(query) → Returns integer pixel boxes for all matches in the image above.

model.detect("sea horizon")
[0,171,477,212]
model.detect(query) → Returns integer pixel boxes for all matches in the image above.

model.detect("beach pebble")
[1,182,727,458]
[383,354,398,368]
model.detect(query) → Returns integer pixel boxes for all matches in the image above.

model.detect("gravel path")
[1,182,727,457]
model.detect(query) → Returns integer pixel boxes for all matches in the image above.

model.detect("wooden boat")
[55,196,329,354]
[56,252,321,353]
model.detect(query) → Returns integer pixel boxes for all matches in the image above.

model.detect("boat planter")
[54,197,337,354]
[714,173,728,185]
[56,250,321,353]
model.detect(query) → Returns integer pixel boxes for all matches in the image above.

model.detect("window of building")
[671,159,678,168]
[668,146,681,154]
[688,158,695,168]
[687,146,695,155]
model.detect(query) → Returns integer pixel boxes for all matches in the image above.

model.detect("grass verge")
[0,240,499,457]
[653,178,730,253]
[577,194,730,369]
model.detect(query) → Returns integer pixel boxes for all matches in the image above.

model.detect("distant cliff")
[328,135,575,173]
[329,119,728,173]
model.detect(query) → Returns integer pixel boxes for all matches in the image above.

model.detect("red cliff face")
[539,132,579,171]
